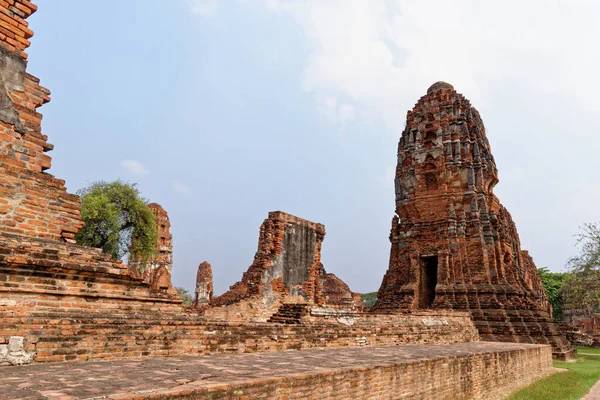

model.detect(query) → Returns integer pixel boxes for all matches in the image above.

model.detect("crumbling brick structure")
[563,309,600,347]
[129,203,173,290]
[205,212,362,321]
[207,211,327,321]
[192,261,213,309]
[0,5,556,386]
[0,1,82,243]
[322,272,361,308]
[373,82,573,358]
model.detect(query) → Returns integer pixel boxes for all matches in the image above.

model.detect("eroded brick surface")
[322,272,361,308]
[192,261,213,309]
[0,1,83,242]
[564,309,600,347]
[373,82,574,358]
[0,342,554,400]
[206,212,327,321]
[129,203,174,291]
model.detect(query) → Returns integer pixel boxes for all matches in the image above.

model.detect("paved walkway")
[583,380,600,399]
[0,342,542,400]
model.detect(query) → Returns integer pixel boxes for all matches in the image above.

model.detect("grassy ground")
[508,349,600,400]
[577,345,600,355]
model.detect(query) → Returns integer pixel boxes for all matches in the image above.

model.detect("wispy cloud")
[172,181,191,193]
[186,0,219,16]
[316,95,355,126]
[257,0,600,130]
[120,160,149,176]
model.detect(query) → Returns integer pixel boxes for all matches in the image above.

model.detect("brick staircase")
[267,304,309,324]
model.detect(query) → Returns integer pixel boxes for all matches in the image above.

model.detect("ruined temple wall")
[0,2,83,242]
[209,211,326,320]
[0,233,182,310]
[563,309,600,346]
[0,307,478,363]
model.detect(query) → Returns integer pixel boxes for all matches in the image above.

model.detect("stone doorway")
[419,256,438,308]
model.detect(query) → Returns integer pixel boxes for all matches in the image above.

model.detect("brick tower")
[373,82,573,358]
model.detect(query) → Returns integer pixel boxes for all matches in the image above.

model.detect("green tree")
[75,180,157,263]
[175,287,193,306]
[537,267,565,320]
[562,224,600,317]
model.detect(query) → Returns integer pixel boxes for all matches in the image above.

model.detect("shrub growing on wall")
[75,180,157,264]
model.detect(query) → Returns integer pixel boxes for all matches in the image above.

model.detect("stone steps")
[267,304,309,324]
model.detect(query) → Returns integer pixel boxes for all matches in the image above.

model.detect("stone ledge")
[0,342,554,399]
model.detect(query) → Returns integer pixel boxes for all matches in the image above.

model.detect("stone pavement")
[583,380,600,399]
[0,342,549,400]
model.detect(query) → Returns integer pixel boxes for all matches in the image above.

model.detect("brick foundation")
[0,343,555,399]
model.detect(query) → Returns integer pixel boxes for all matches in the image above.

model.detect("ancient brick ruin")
[0,2,82,243]
[129,202,173,290]
[563,308,600,347]
[206,212,326,321]
[0,3,559,398]
[205,211,364,322]
[192,261,213,309]
[373,81,574,358]
[322,272,361,308]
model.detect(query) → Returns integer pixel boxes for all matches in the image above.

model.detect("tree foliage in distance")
[563,223,600,315]
[175,287,193,306]
[361,292,377,307]
[75,180,157,263]
[537,267,565,321]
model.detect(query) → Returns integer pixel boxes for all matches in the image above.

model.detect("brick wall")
[118,345,554,400]
[0,308,478,363]
[0,1,83,242]
[0,233,478,363]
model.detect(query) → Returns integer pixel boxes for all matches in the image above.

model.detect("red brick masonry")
[374,81,573,358]
[0,342,554,400]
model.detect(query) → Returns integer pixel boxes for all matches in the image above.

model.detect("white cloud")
[173,181,191,193]
[254,0,600,129]
[120,160,149,176]
[186,0,219,16]
[316,95,355,125]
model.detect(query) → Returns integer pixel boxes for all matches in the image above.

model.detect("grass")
[508,348,600,400]
[577,345,600,355]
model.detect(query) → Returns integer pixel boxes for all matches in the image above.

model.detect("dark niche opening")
[419,255,438,309]
[424,172,438,190]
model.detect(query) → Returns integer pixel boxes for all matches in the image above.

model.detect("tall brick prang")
[373,82,574,358]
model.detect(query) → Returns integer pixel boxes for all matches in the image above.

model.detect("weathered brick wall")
[206,211,362,322]
[0,306,477,363]
[373,81,573,358]
[0,232,181,309]
[207,211,327,321]
[564,308,600,346]
[0,230,480,364]
[125,345,554,400]
[0,1,83,242]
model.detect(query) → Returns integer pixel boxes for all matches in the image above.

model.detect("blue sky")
[27,1,600,295]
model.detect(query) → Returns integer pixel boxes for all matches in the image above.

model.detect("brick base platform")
[0,342,554,400]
